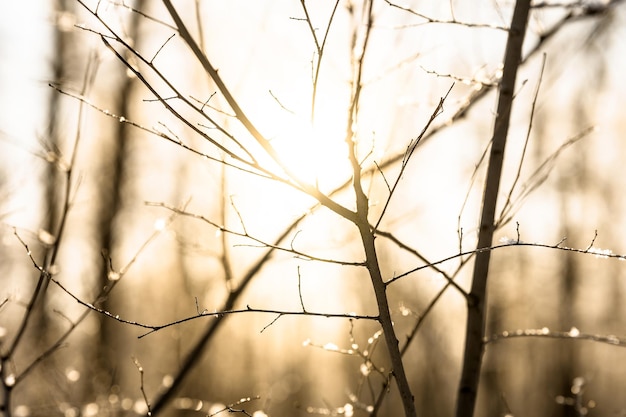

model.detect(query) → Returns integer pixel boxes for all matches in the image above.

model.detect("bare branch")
[498,53,547,223]
[297,0,341,122]
[387,231,626,286]
[376,229,468,299]
[485,327,626,348]
[497,125,595,227]
[141,306,378,339]
[374,84,453,230]
[48,84,271,180]
[207,396,259,417]
[161,0,357,222]
[146,201,364,266]
[382,0,509,31]
[297,266,307,313]
[132,357,152,416]
[108,1,177,30]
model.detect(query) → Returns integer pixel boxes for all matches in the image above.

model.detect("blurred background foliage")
[1,1,626,416]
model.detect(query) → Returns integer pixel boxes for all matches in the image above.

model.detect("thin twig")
[47,84,270,180]
[297,266,307,312]
[146,201,364,266]
[299,0,341,123]
[498,53,547,223]
[382,0,509,31]
[485,327,626,348]
[132,357,152,416]
[383,232,626,284]
[496,125,595,227]
[374,83,453,230]
[376,229,468,298]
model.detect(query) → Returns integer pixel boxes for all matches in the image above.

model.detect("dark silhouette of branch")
[140,307,378,338]
[298,0,341,123]
[207,396,259,417]
[376,229,468,298]
[370,281,453,417]
[455,2,531,416]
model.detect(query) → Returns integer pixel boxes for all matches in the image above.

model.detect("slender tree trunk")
[95,0,145,396]
[455,1,531,416]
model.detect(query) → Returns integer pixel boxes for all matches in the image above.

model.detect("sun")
[265,109,352,192]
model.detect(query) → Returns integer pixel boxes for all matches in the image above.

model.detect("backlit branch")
[382,0,509,30]
[146,201,364,267]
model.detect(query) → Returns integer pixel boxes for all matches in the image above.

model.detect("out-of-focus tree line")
[1,1,626,416]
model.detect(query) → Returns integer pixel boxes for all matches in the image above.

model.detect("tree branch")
[455,1,531,416]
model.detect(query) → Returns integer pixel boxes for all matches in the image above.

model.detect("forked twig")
[374,83,453,230]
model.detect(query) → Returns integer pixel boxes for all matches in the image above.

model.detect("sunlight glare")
[269,113,350,191]
[153,218,167,231]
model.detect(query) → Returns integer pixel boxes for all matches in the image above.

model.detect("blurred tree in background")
[1,1,626,417]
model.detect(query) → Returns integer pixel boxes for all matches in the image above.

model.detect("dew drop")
[323,342,338,351]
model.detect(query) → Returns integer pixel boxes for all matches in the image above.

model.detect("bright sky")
[0,1,54,229]
[0,1,52,150]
